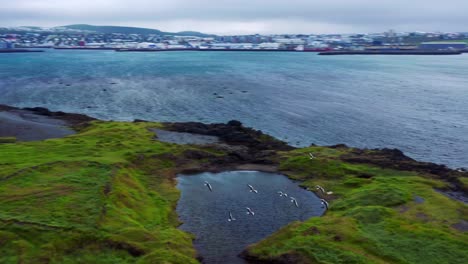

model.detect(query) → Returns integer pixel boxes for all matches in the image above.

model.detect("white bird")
[316,185,333,195]
[315,185,325,193]
[248,184,258,193]
[228,211,236,222]
[309,153,315,160]
[204,181,213,192]
[290,197,299,208]
[321,199,329,210]
[278,191,288,197]
[246,207,255,216]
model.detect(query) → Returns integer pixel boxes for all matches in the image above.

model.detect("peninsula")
[0,105,466,263]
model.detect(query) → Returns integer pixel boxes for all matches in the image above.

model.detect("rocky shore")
[1,105,467,264]
[1,104,466,196]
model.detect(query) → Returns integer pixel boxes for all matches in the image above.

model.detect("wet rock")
[133,119,148,123]
[329,143,349,149]
[414,195,425,204]
[227,120,242,127]
[182,150,216,160]
[451,220,468,232]
[164,120,293,152]
[21,106,95,126]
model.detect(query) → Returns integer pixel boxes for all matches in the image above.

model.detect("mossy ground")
[1,121,467,264]
[0,121,200,264]
[246,147,468,264]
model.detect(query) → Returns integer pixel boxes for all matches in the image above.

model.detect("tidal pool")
[176,171,325,264]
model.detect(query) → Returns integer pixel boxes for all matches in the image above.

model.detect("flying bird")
[290,197,299,208]
[248,184,258,193]
[321,199,329,210]
[309,153,315,159]
[316,185,333,195]
[204,181,213,192]
[278,191,288,197]
[228,211,236,222]
[246,207,255,216]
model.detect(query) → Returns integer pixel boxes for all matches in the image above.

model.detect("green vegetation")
[246,147,468,264]
[0,121,199,264]
[1,121,467,264]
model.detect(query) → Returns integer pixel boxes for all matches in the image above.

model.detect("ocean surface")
[176,171,324,263]
[0,50,467,168]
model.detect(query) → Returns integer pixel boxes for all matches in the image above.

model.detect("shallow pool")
[176,171,325,264]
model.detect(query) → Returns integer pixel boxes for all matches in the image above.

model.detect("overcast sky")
[1,0,467,34]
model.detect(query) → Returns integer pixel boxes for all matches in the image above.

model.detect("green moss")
[0,121,198,263]
[1,121,467,263]
[248,147,468,264]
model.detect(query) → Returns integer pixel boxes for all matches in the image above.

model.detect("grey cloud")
[1,0,467,33]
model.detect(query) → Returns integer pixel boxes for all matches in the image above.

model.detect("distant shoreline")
[0,49,44,53]
[319,50,462,55]
[3,47,464,55]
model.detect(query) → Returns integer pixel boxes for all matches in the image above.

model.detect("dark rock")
[329,144,349,149]
[239,250,308,264]
[342,148,467,195]
[163,120,294,153]
[451,220,468,232]
[227,120,242,127]
[183,150,216,160]
[23,107,53,116]
[22,106,95,126]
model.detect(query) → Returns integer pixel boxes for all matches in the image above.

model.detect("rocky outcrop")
[164,120,294,151]
[0,104,96,127]
[341,148,467,193]
[22,106,96,126]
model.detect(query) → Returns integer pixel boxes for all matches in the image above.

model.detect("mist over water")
[1,50,467,168]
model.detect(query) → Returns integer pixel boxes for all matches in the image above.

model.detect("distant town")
[1,25,467,54]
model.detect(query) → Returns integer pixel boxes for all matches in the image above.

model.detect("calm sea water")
[0,50,467,167]
[176,171,324,264]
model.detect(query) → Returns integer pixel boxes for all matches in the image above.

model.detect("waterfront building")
[419,42,467,50]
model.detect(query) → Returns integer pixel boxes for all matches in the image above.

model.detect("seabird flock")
[201,180,331,222]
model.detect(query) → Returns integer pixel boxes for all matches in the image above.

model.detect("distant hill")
[61,24,214,37]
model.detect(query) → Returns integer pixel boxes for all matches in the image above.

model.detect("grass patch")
[0,121,198,263]
[248,147,468,263]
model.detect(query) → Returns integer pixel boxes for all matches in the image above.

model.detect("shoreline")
[1,104,466,197]
[319,50,462,55]
[1,104,467,263]
[0,49,44,53]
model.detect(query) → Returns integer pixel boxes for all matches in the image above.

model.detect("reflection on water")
[176,171,324,264]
